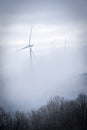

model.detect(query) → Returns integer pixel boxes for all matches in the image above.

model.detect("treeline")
[0,93,87,130]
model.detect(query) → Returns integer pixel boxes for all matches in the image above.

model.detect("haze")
[0,0,87,111]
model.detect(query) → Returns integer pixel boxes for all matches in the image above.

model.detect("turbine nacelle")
[29,44,33,47]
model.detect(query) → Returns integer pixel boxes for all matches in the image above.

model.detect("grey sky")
[0,0,87,25]
[0,0,87,46]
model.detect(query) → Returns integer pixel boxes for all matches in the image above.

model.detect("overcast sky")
[0,0,87,45]
[0,0,87,111]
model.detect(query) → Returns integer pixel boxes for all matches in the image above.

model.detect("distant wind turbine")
[65,39,67,48]
[17,27,34,66]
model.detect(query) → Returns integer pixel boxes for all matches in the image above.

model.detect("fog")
[0,0,87,111]
[0,43,87,111]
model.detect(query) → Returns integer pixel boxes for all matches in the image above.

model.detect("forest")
[0,93,87,130]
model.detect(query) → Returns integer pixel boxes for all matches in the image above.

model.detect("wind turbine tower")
[65,39,67,48]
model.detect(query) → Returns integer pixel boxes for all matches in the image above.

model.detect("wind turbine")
[65,39,67,48]
[17,27,34,66]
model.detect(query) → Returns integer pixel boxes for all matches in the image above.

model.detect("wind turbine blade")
[17,45,29,52]
[30,48,32,65]
[31,48,35,57]
[29,26,33,46]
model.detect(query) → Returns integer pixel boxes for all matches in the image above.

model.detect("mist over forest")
[0,93,87,130]
[0,0,87,129]
[0,44,87,111]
